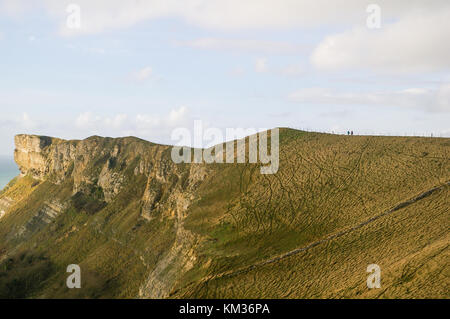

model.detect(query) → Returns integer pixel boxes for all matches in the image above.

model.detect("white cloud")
[132,66,153,82]
[134,106,191,141]
[255,58,268,73]
[311,8,450,73]
[75,106,190,140]
[289,84,450,112]
[21,112,36,129]
[104,114,128,129]
[0,0,35,17]
[0,112,39,132]
[177,38,309,54]
[0,107,193,155]
[4,1,449,76]
[254,59,303,76]
[168,106,188,125]
[75,112,101,129]
[135,114,161,129]
[51,0,447,33]
[136,106,189,129]
[8,0,440,35]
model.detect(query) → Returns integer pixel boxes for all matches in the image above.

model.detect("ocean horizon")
[0,156,19,190]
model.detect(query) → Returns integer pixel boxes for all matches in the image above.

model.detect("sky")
[0,0,449,155]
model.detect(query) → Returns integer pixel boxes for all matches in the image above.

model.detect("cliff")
[14,135,64,180]
[14,134,205,202]
[8,134,207,298]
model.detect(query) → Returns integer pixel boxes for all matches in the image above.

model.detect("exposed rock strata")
[12,134,208,297]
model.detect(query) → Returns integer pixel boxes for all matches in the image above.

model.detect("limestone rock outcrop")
[13,134,207,208]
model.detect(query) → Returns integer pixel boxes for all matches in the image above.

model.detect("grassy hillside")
[0,129,448,298]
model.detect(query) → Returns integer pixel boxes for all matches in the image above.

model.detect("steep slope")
[0,129,448,298]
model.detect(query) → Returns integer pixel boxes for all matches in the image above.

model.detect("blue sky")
[0,0,449,155]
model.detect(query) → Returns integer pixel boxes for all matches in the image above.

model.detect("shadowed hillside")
[0,129,448,298]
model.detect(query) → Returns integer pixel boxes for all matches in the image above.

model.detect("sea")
[0,156,19,191]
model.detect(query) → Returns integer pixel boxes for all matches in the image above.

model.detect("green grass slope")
[0,129,448,298]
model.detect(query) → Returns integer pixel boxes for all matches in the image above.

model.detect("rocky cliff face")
[14,135,61,180]
[14,134,206,206]
[11,134,207,298]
